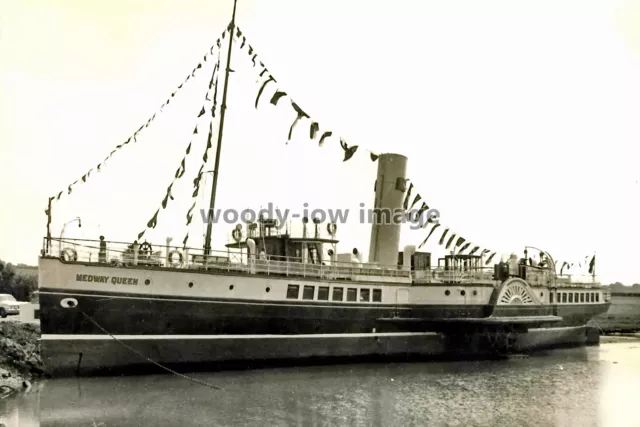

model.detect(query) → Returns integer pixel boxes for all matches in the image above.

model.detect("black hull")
[39,288,609,336]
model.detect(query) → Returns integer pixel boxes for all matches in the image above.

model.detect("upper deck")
[41,237,602,289]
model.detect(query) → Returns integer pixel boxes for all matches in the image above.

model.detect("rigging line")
[182,50,222,249]
[231,30,380,156]
[138,56,222,241]
[80,312,224,391]
[50,28,229,203]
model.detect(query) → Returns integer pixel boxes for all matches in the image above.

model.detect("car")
[0,293,25,318]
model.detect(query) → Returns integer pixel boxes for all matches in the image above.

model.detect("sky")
[1,0,639,284]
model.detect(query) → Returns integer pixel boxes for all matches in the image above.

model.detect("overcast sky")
[1,0,639,284]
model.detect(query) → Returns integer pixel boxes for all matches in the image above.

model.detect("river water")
[2,341,640,427]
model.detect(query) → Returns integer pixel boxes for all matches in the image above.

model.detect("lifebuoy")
[232,228,242,242]
[61,248,78,262]
[327,223,337,236]
[168,250,183,266]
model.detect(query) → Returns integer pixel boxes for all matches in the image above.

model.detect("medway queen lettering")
[76,274,138,285]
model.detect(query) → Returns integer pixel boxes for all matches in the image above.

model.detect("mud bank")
[0,321,46,398]
[599,333,640,344]
[588,294,640,333]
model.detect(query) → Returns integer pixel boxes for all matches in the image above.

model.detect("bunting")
[233,26,380,163]
[412,202,430,225]
[339,138,358,162]
[418,223,440,249]
[459,242,471,253]
[403,183,414,211]
[409,194,422,211]
[182,50,222,249]
[136,48,222,242]
[555,253,596,276]
[445,234,457,250]
[439,228,450,245]
[414,217,500,266]
[230,27,503,262]
[47,26,229,213]
[288,101,309,143]
[485,252,496,265]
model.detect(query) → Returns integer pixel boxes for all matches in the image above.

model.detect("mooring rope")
[80,312,223,390]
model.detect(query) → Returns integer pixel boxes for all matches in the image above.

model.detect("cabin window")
[347,288,357,302]
[596,293,599,302]
[360,289,371,302]
[373,289,382,302]
[332,287,344,301]
[569,293,573,303]
[286,285,300,299]
[580,293,585,303]
[318,286,329,301]
[574,293,579,302]
[562,293,567,303]
[550,293,554,303]
[591,293,595,302]
[302,285,315,300]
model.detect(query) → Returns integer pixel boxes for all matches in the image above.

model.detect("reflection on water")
[2,343,640,427]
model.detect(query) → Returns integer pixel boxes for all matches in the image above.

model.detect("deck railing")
[41,238,599,288]
[556,274,602,287]
[42,237,413,282]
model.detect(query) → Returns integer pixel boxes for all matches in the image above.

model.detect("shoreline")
[0,321,47,399]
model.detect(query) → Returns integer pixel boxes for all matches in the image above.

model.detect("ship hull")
[41,326,593,377]
[37,257,611,376]
[38,288,607,335]
[37,287,609,376]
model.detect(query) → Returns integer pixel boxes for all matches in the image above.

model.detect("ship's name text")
[76,274,138,286]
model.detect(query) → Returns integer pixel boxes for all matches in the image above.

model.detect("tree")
[0,260,37,302]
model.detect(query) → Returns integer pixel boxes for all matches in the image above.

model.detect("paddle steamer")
[37,1,611,376]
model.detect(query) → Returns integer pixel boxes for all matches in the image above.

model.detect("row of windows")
[550,292,599,304]
[286,284,382,303]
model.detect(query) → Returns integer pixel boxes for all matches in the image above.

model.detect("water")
[3,342,640,427]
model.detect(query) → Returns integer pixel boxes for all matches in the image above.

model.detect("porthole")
[229,285,234,290]
[60,298,78,309]
[188,282,194,288]
[145,279,151,285]
[266,287,271,293]
[540,292,544,297]
[460,290,466,296]
[473,290,478,296]
[445,290,450,296]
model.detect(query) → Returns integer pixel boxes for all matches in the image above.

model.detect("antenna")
[204,0,238,255]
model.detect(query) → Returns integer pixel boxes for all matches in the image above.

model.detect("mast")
[204,0,238,255]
